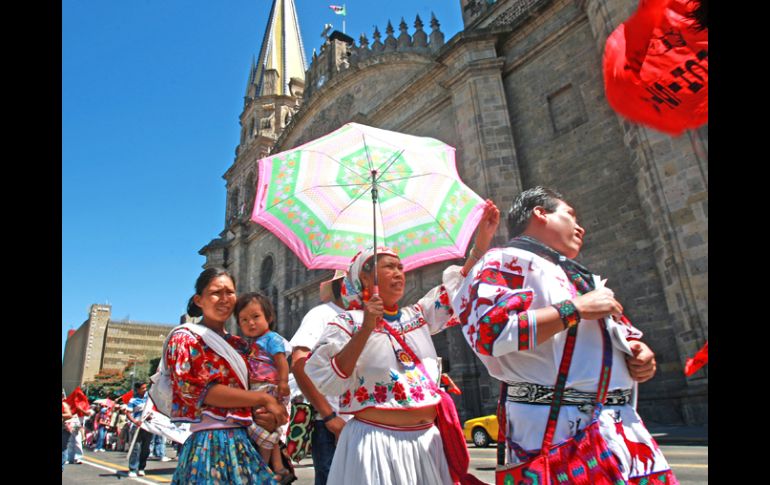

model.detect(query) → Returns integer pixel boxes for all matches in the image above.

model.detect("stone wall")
[577,0,708,424]
[279,53,437,150]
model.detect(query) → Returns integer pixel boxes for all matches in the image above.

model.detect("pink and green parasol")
[251,122,485,271]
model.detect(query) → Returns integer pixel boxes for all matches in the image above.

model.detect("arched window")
[228,188,240,222]
[244,172,256,216]
[259,256,274,291]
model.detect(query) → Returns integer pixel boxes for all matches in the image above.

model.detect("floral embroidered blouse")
[165,328,253,426]
[305,266,463,414]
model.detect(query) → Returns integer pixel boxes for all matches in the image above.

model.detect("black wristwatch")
[322,412,337,423]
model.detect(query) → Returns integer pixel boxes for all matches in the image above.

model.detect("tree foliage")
[82,356,159,400]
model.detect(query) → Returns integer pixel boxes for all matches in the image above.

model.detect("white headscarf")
[340,246,399,310]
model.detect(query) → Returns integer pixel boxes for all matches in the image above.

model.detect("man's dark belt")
[505,381,631,408]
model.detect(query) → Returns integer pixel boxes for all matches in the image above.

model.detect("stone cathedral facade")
[200,0,707,425]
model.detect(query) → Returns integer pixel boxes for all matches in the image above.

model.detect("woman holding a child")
[165,268,289,485]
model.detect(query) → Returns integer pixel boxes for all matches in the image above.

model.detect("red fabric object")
[434,389,487,485]
[684,341,708,376]
[67,387,91,416]
[441,373,462,395]
[496,420,626,485]
[628,470,679,484]
[603,0,708,135]
[119,389,134,404]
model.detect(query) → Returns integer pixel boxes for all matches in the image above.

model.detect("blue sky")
[62,1,464,357]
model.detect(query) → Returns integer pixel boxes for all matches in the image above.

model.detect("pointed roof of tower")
[245,55,256,97]
[252,0,308,97]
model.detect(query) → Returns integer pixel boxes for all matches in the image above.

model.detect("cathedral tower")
[201,0,309,332]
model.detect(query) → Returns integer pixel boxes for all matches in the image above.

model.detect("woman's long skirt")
[172,427,276,484]
[327,417,453,485]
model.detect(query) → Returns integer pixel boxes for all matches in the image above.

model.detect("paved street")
[62,443,707,484]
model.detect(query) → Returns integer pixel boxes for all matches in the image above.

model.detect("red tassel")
[684,341,708,376]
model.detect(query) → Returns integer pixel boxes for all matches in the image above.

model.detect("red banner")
[67,387,91,416]
[603,0,707,135]
[119,389,134,404]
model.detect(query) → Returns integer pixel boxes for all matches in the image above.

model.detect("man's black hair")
[506,186,565,238]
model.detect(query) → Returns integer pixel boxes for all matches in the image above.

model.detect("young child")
[235,292,293,484]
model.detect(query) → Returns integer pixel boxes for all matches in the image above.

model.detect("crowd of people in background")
[62,391,176,469]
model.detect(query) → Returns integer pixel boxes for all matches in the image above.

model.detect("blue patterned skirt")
[172,427,277,484]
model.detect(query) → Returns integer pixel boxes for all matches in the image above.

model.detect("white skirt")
[328,417,453,485]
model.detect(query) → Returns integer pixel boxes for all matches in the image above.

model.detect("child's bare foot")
[273,467,295,484]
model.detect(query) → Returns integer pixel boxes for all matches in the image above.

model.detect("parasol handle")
[371,169,379,291]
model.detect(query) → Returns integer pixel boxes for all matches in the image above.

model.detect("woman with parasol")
[305,200,499,485]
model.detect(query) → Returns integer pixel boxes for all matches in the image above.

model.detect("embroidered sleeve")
[304,314,357,396]
[417,265,464,335]
[166,331,220,418]
[452,250,538,357]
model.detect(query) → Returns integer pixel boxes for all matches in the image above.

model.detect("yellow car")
[463,414,499,447]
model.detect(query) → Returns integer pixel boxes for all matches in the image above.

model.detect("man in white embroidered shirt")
[289,270,349,485]
[452,186,677,484]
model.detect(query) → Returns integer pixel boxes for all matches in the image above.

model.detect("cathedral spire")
[244,55,256,98]
[252,0,308,97]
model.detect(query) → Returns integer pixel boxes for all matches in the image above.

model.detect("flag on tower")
[329,5,346,16]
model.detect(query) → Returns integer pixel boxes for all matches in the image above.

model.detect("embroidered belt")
[505,381,631,411]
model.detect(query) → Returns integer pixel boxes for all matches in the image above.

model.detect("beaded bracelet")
[322,412,337,423]
[552,300,581,329]
[469,246,483,261]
